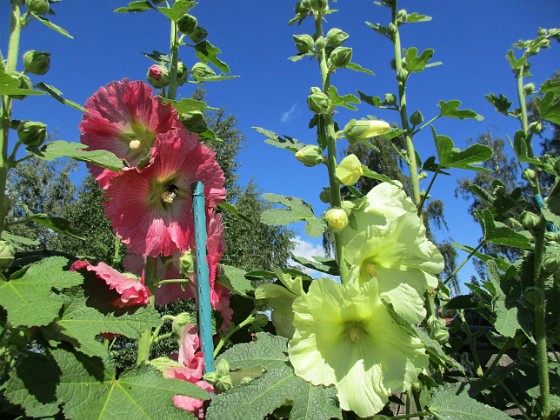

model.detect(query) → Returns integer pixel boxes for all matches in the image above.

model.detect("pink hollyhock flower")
[103,128,226,257]
[71,260,151,307]
[80,79,178,188]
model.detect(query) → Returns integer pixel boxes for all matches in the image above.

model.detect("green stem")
[443,239,485,285]
[533,215,550,417]
[459,311,483,376]
[136,329,152,365]
[498,382,530,420]
[392,411,429,420]
[417,165,441,213]
[391,1,420,209]
[167,19,180,101]
[153,332,173,343]
[213,309,257,357]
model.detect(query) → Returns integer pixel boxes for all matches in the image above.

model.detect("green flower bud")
[326,28,349,48]
[542,251,560,275]
[295,0,311,15]
[384,93,396,105]
[545,231,560,243]
[17,120,47,147]
[253,313,269,328]
[0,240,15,271]
[146,64,169,88]
[319,187,331,204]
[188,26,208,43]
[520,210,540,231]
[315,36,326,51]
[335,154,363,186]
[171,312,192,337]
[397,67,409,82]
[215,358,230,377]
[396,9,407,23]
[177,14,198,35]
[523,168,536,181]
[25,0,49,15]
[343,119,391,144]
[191,62,215,79]
[180,111,207,133]
[410,110,424,126]
[295,145,324,167]
[524,286,545,306]
[12,73,32,100]
[176,61,188,85]
[523,82,535,95]
[204,359,233,392]
[293,34,314,54]
[179,249,195,275]
[529,121,542,134]
[307,87,330,114]
[324,208,348,233]
[23,50,50,75]
[310,0,328,13]
[328,46,352,69]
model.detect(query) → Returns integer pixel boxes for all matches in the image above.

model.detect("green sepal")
[157,0,196,21]
[0,257,83,327]
[253,126,305,153]
[438,100,483,121]
[114,1,154,13]
[403,47,441,72]
[327,85,360,110]
[33,15,73,39]
[34,82,86,112]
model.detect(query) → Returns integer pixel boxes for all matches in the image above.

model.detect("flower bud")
[545,231,560,243]
[295,0,311,15]
[396,9,407,22]
[188,26,208,43]
[180,111,207,133]
[146,64,169,88]
[520,210,540,231]
[328,46,352,69]
[307,87,330,114]
[17,120,47,147]
[179,249,195,275]
[23,50,50,75]
[315,36,326,51]
[253,313,269,328]
[384,93,396,105]
[523,168,536,181]
[319,187,331,204]
[343,119,391,144]
[293,34,314,54]
[326,28,349,48]
[523,83,535,95]
[295,145,324,167]
[524,286,545,306]
[542,251,560,275]
[325,208,348,233]
[310,0,328,13]
[204,359,232,392]
[410,110,424,126]
[528,121,542,134]
[177,14,198,35]
[0,240,15,271]
[397,68,409,82]
[25,0,49,15]
[191,62,215,79]
[171,312,192,337]
[335,154,363,186]
[12,73,32,100]
[176,61,188,85]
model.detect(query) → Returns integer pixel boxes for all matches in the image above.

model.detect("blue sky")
[2,1,560,288]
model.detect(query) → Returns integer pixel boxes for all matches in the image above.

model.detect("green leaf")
[34,15,73,39]
[194,41,231,73]
[506,49,526,71]
[357,91,385,108]
[218,265,254,297]
[0,257,82,327]
[25,210,84,239]
[428,383,511,419]
[403,48,441,72]
[346,62,374,75]
[52,348,207,419]
[361,166,398,184]
[157,0,196,21]
[305,216,327,238]
[30,140,123,172]
[444,294,486,310]
[1,231,40,247]
[475,208,533,249]
[438,100,483,121]
[486,260,520,338]
[192,74,238,83]
[114,1,154,13]
[218,201,254,225]
[208,333,341,420]
[328,85,360,110]
[0,70,44,96]
[253,127,305,153]
[260,193,316,229]
[34,82,86,112]
[45,293,161,357]
[512,131,541,165]
[405,12,432,23]
[485,93,512,115]
[292,255,339,276]
[365,22,392,39]
[535,90,560,125]
[432,127,492,171]
[163,97,217,114]
[143,50,170,64]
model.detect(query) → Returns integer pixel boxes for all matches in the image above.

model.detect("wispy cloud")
[289,236,337,280]
[280,103,298,123]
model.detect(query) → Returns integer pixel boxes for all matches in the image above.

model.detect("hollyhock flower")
[103,128,226,257]
[344,212,444,324]
[71,260,151,307]
[80,79,178,188]
[288,278,429,418]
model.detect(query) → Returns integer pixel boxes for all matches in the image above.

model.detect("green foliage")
[34,83,86,112]
[437,100,484,121]
[0,70,44,97]
[261,193,326,237]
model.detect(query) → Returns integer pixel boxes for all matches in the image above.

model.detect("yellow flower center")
[129,139,142,151]
[365,262,378,277]
[160,185,179,204]
[346,321,366,343]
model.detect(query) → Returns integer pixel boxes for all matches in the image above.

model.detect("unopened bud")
[177,14,198,35]
[0,241,15,271]
[25,0,49,15]
[545,231,560,243]
[295,0,311,14]
[180,111,207,133]
[335,154,363,186]
[12,73,32,100]
[396,9,407,22]
[310,0,328,13]
[326,28,349,48]
[523,83,535,95]
[23,50,50,75]
[384,93,397,105]
[293,34,314,54]
[324,208,348,233]
[188,26,208,43]
[397,68,409,82]
[524,286,545,306]
[343,119,391,144]
[171,313,192,337]
[542,251,560,274]
[520,211,540,231]
[17,120,47,147]
[319,188,331,204]
[179,249,195,275]
[523,169,536,181]
[191,62,215,79]
[147,64,169,88]
[215,358,230,376]
[315,36,326,51]
[176,61,188,85]
[328,46,352,69]
[529,121,542,134]
[295,145,324,167]
[307,87,330,114]
[253,313,269,328]
[410,110,424,126]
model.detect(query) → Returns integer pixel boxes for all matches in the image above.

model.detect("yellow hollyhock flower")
[288,278,428,417]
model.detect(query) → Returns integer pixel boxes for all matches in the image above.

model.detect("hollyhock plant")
[79,79,178,188]
[103,127,226,257]
[70,260,151,307]
[288,278,429,418]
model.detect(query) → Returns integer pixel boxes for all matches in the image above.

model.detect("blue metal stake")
[192,181,215,374]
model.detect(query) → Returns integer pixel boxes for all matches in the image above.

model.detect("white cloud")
[289,236,337,280]
[280,103,298,123]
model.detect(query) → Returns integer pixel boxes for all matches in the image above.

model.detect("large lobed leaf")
[0,257,83,327]
[432,127,492,172]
